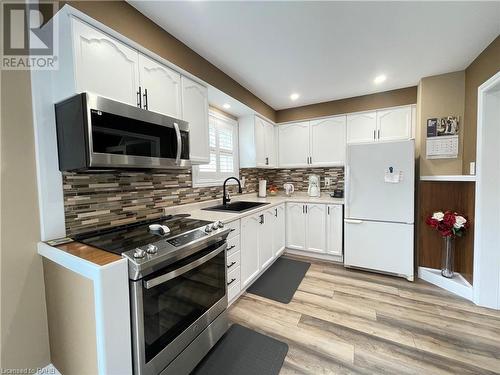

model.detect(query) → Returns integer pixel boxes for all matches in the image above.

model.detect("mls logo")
[2,1,58,70]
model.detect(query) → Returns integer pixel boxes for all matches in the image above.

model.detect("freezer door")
[344,219,414,279]
[346,140,415,223]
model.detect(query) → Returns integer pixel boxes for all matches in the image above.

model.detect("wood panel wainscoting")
[417,181,475,284]
[229,255,500,374]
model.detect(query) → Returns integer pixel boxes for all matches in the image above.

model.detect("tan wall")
[43,259,98,375]
[0,70,50,369]
[275,86,417,123]
[463,35,500,170]
[63,0,276,121]
[417,71,465,176]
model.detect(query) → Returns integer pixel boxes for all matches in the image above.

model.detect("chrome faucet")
[222,177,242,206]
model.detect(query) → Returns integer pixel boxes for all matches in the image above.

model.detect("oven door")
[130,241,227,375]
[86,94,190,169]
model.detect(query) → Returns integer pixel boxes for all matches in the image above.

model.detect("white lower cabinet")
[326,205,343,257]
[286,203,327,253]
[240,214,261,287]
[273,204,286,256]
[260,211,275,269]
[226,220,241,304]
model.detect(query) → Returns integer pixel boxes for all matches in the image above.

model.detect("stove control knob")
[146,244,158,254]
[133,248,146,259]
[204,225,212,233]
[218,221,224,228]
[212,222,220,230]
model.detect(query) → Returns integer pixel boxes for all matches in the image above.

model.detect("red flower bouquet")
[425,211,468,238]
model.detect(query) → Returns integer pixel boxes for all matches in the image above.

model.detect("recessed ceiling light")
[374,75,387,84]
[223,103,231,109]
[290,93,300,101]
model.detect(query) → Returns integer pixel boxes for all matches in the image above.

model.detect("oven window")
[142,246,225,362]
[90,110,189,159]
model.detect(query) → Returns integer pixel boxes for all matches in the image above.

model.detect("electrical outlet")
[324,177,332,187]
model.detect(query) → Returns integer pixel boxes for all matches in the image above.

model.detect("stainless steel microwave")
[54,93,190,171]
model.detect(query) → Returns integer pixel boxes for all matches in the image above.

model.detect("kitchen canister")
[258,179,267,198]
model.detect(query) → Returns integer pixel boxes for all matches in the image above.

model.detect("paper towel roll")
[258,179,267,198]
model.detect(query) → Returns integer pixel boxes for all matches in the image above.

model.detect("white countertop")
[420,175,476,182]
[164,192,344,223]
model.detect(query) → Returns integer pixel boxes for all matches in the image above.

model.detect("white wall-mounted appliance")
[344,140,415,280]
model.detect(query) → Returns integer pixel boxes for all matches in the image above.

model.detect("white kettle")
[283,183,295,196]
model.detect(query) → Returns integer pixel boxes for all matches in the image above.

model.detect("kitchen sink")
[202,201,269,213]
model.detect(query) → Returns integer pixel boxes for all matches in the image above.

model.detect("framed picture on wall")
[427,118,438,137]
[439,116,459,135]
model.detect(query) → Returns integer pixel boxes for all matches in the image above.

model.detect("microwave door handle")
[173,122,182,165]
[144,242,227,289]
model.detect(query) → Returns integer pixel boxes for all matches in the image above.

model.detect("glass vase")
[441,236,455,278]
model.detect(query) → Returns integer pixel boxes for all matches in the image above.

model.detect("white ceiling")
[129,1,500,110]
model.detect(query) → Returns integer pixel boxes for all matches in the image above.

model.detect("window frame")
[192,110,239,187]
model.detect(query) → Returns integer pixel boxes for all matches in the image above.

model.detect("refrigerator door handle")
[344,219,363,224]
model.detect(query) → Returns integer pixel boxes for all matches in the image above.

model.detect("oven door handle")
[174,122,182,165]
[144,242,227,289]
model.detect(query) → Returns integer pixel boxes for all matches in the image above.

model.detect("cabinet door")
[72,18,140,106]
[377,106,412,141]
[305,204,326,253]
[326,205,343,256]
[310,116,346,166]
[240,214,261,287]
[273,204,286,256]
[264,120,277,167]
[138,54,181,117]
[181,76,210,164]
[346,112,377,144]
[254,117,268,167]
[286,203,306,250]
[260,211,275,269]
[278,122,310,167]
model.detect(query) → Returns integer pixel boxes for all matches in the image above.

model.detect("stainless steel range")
[75,215,230,375]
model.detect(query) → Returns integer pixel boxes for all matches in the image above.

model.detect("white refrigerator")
[344,140,415,281]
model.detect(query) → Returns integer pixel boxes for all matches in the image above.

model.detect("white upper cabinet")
[326,204,343,257]
[138,54,181,118]
[305,204,326,253]
[346,111,377,144]
[72,18,140,107]
[310,116,346,166]
[377,106,412,141]
[239,115,277,168]
[278,121,310,168]
[181,76,210,164]
[347,106,414,144]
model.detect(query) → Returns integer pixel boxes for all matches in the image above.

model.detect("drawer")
[227,265,240,286]
[226,235,240,256]
[228,280,241,302]
[225,220,240,239]
[226,250,240,272]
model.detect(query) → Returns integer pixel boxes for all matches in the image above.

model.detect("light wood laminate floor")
[228,255,500,375]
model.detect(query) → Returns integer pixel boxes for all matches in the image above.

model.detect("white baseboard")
[284,248,344,263]
[37,364,61,374]
[418,266,473,301]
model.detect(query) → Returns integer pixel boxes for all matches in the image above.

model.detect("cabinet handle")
[306,205,308,214]
[227,245,236,251]
[229,228,236,232]
[265,157,269,165]
[373,129,376,140]
[259,214,264,224]
[302,205,305,214]
[275,208,278,217]
[136,86,142,108]
[227,278,236,286]
[377,129,380,139]
[310,156,312,164]
[143,88,148,110]
[227,261,236,269]
[328,206,330,215]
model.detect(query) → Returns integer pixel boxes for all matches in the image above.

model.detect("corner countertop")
[164,192,344,223]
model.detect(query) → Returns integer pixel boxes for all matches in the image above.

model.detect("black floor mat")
[191,324,288,375]
[247,257,311,303]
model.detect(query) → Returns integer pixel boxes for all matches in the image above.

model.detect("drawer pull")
[227,245,236,251]
[229,228,236,232]
[227,261,236,269]
[227,278,236,286]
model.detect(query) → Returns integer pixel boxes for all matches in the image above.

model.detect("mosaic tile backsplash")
[63,167,343,236]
